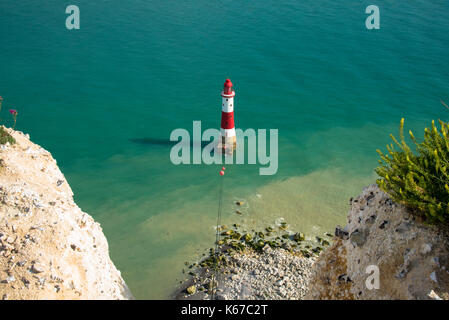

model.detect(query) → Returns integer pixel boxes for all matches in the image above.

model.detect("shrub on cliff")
[376,118,449,223]
[0,126,16,145]
[0,95,17,145]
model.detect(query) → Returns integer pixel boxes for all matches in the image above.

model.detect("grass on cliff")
[0,127,15,145]
[376,118,449,224]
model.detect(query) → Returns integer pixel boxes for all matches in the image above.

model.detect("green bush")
[376,118,449,223]
[0,126,15,145]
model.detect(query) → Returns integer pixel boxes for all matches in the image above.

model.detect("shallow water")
[1,0,448,298]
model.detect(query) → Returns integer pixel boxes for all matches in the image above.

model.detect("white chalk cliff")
[0,126,133,299]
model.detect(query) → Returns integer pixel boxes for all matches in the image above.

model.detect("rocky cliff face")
[0,127,133,300]
[307,184,449,300]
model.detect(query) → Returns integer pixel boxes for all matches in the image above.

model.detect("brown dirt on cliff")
[307,239,354,300]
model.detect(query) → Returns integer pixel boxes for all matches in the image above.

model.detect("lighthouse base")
[217,135,236,156]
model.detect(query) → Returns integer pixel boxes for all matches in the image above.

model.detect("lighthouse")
[219,79,236,154]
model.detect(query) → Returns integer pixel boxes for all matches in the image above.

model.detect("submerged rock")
[186,285,196,295]
[293,232,305,242]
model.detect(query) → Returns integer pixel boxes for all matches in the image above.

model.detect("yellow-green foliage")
[376,118,449,223]
[0,126,15,145]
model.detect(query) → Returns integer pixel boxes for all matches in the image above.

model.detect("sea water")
[0,0,448,298]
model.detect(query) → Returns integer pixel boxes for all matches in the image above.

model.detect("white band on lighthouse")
[222,96,234,113]
[220,128,236,137]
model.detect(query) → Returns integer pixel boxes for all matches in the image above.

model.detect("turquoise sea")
[1,0,448,298]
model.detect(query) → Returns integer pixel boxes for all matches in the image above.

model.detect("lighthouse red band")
[220,112,234,129]
[220,79,236,150]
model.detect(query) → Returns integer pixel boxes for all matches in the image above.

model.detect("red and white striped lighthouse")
[220,79,236,152]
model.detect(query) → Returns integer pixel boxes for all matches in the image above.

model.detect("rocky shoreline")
[174,221,331,300]
[176,184,449,300]
[176,245,317,300]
